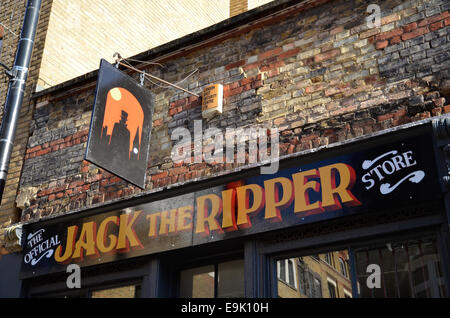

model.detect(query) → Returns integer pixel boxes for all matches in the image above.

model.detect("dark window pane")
[313,277,322,298]
[279,260,286,281]
[180,265,215,298]
[217,260,244,298]
[354,238,446,298]
[328,281,337,298]
[393,244,413,298]
[288,260,295,287]
[381,248,396,298]
[339,258,347,277]
[276,238,445,298]
[298,263,306,295]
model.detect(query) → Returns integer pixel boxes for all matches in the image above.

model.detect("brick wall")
[0,0,235,230]
[19,0,450,222]
[248,0,275,11]
[37,0,229,90]
[0,0,53,229]
[231,0,275,17]
[230,0,248,17]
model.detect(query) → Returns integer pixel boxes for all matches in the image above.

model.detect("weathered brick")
[381,13,401,25]
[376,40,389,49]
[225,60,245,70]
[377,28,404,41]
[402,27,430,40]
[430,20,444,31]
[278,48,300,60]
[9,0,449,226]
[258,47,283,61]
[314,49,340,62]
[418,11,450,27]
[359,28,380,39]
[403,22,417,32]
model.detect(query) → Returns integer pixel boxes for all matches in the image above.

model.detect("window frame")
[25,259,149,298]
[264,214,447,298]
[277,259,298,290]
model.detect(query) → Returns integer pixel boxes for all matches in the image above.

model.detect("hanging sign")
[21,132,441,278]
[85,59,154,189]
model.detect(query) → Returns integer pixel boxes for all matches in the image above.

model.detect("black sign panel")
[21,132,442,278]
[85,59,153,188]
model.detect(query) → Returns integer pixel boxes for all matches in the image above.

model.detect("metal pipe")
[0,0,42,201]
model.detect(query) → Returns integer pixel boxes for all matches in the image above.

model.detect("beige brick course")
[37,0,231,90]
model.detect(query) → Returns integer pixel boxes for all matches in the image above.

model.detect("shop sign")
[21,133,441,277]
[85,59,154,189]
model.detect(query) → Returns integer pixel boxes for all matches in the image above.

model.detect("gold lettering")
[177,206,193,232]
[116,211,143,250]
[236,184,264,228]
[292,169,322,214]
[160,209,177,235]
[195,194,223,235]
[54,225,78,263]
[72,221,98,261]
[264,177,293,221]
[146,213,161,237]
[96,216,119,253]
[319,163,361,210]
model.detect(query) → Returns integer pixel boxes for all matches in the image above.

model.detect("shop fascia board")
[12,114,450,230]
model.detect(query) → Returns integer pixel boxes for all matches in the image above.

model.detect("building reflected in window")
[278,250,352,298]
[277,238,446,298]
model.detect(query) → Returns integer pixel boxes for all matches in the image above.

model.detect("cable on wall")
[113,52,200,97]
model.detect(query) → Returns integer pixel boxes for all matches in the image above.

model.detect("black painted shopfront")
[19,117,450,298]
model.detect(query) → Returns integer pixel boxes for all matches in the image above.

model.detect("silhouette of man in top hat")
[110,110,131,161]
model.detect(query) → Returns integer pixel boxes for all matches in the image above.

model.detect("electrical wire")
[115,54,200,97]
[121,56,199,87]
[121,58,167,89]
[122,57,167,69]
[0,22,18,37]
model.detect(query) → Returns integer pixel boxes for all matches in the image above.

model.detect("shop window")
[180,265,215,298]
[217,260,245,298]
[276,237,447,298]
[279,251,351,298]
[354,239,447,298]
[37,283,141,298]
[179,259,244,298]
[91,284,140,298]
